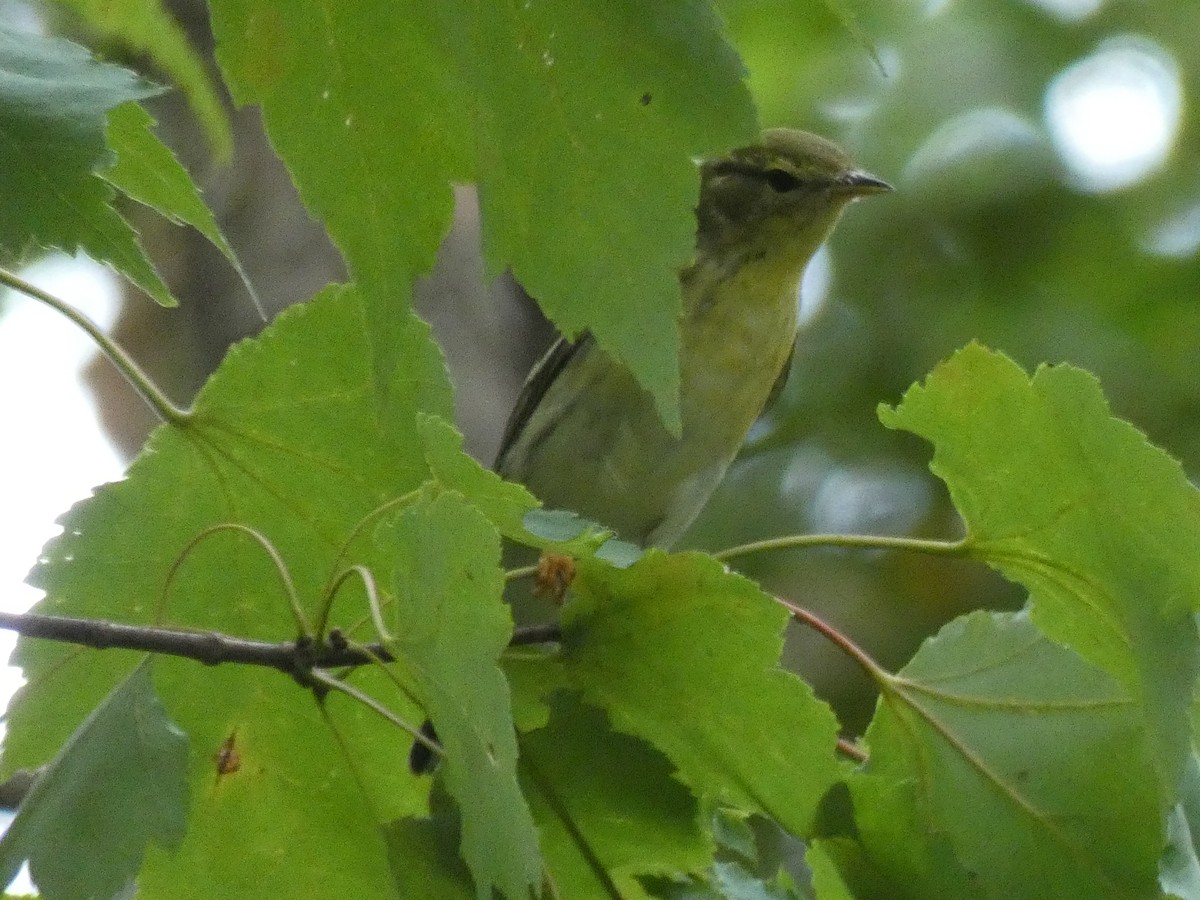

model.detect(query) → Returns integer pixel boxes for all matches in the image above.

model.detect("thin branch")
[0,610,561,677]
[0,611,560,810]
[0,265,188,424]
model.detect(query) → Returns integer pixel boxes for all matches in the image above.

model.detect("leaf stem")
[321,489,423,604]
[520,754,622,898]
[308,667,441,755]
[339,636,427,721]
[713,531,969,564]
[0,264,188,424]
[836,737,868,763]
[322,564,387,643]
[506,563,538,581]
[774,596,889,685]
[159,523,312,636]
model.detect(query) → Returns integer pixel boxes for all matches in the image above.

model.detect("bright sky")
[1045,35,1182,192]
[0,258,124,716]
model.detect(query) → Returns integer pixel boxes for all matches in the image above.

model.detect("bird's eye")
[764,168,801,192]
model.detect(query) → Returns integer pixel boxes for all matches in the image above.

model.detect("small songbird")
[496,129,890,548]
[410,129,889,774]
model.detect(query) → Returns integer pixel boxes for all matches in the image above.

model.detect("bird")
[495,128,891,549]
[409,128,890,773]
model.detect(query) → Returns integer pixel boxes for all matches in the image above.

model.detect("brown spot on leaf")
[214,730,241,777]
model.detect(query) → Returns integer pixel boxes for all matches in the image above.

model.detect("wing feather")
[495,332,594,470]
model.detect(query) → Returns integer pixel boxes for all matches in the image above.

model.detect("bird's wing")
[495,331,594,470]
[760,339,796,417]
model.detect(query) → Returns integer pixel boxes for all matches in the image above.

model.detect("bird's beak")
[837,170,893,196]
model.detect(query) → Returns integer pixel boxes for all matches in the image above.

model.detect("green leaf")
[519,508,644,567]
[205,0,472,396]
[417,413,540,543]
[504,644,571,734]
[462,1,756,433]
[850,609,1162,898]
[804,841,855,900]
[380,491,541,900]
[711,809,757,864]
[0,661,188,900]
[206,0,757,433]
[519,692,712,896]
[418,412,641,564]
[6,284,453,898]
[879,342,1200,801]
[103,102,257,308]
[561,551,842,837]
[0,24,172,304]
[812,0,883,74]
[52,0,233,158]
[816,778,976,900]
[386,799,475,899]
[645,861,801,900]
[207,0,471,293]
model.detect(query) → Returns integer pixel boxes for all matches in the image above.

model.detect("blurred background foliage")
[8,0,1200,735]
[695,0,1200,731]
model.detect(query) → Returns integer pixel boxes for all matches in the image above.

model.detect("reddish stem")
[774,595,887,684]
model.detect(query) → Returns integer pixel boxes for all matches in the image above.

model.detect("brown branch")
[0,610,561,679]
[0,612,560,810]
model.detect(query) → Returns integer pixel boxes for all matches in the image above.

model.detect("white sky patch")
[1023,0,1105,23]
[1045,36,1181,193]
[0,256,124,727]
[1146,200,1200,260]
[809,462,932,537]
[797,244,832,327]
